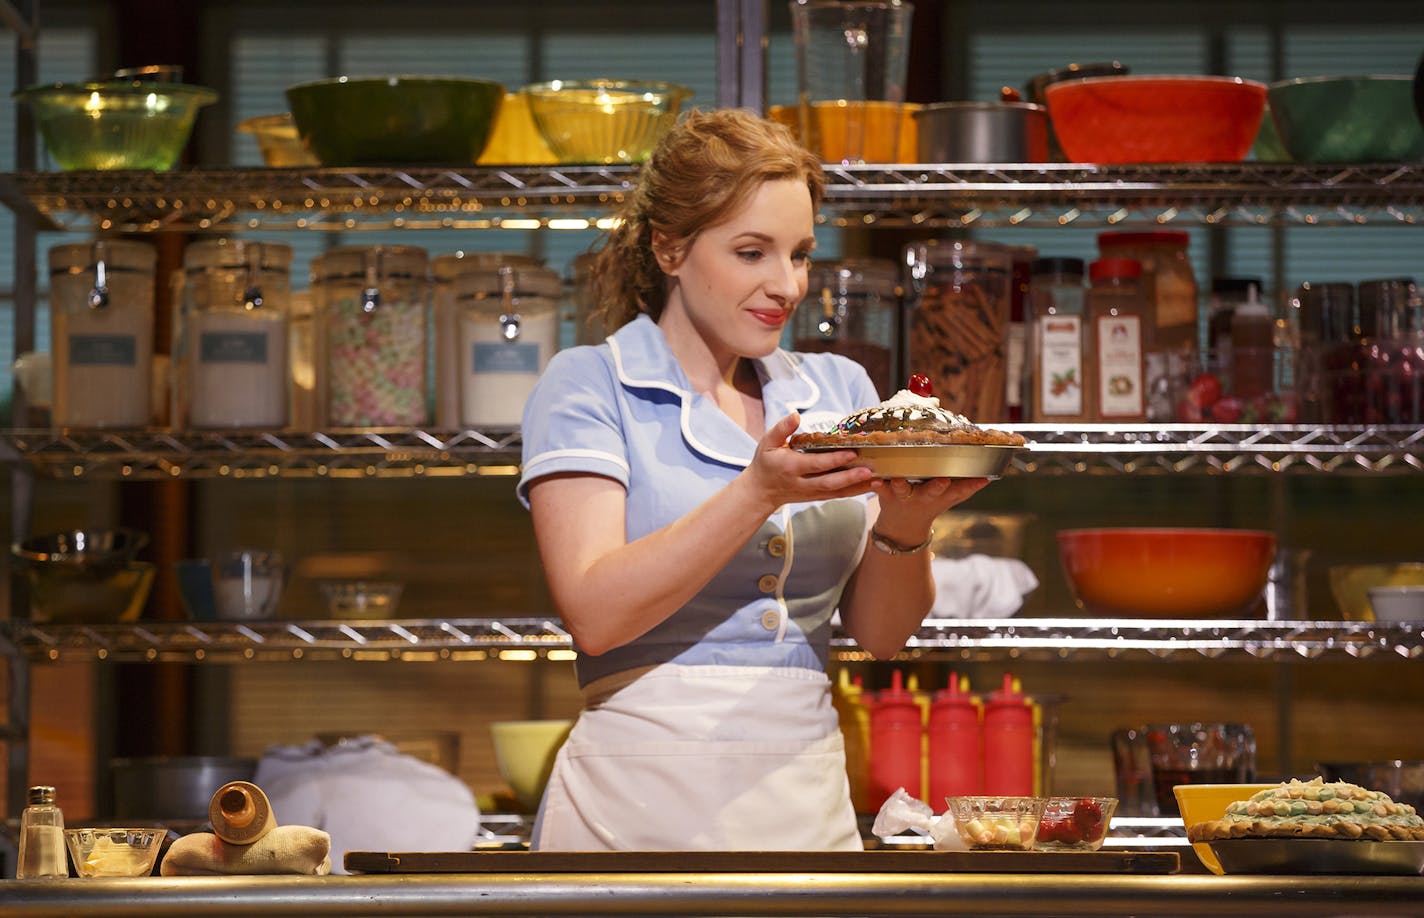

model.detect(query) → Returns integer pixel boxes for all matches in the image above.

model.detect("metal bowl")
[13,527,149,569]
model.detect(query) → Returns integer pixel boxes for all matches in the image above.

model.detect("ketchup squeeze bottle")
[982,672,1035,796]
[868,669,924,808]
[928,672,983,811]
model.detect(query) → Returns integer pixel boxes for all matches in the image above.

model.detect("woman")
[518,108,990,850]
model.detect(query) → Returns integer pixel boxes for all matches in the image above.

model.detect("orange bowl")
[1057,528,1277,618]
[1044,75,1266,163]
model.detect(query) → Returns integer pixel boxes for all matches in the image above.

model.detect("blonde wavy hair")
[587,107,824,331]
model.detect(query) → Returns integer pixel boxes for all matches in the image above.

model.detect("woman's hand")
[737,412,877,515]
[868,475,991,544]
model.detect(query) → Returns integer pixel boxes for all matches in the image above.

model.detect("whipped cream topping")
[833,389,978,433]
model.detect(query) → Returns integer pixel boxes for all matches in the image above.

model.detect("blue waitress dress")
[517,314,881,850]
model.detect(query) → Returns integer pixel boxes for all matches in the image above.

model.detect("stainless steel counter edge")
[4,873,1424,917]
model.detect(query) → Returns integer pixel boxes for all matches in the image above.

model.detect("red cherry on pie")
[908,373,932,397]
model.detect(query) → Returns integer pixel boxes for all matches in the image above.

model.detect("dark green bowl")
[1267,75,1424,163]
[286,76,505,166]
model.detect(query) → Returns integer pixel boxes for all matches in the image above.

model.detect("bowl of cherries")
[1033,796,1117,851]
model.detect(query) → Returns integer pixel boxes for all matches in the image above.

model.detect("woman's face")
[658,177,816,360]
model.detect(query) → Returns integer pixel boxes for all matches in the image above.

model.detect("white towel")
[931,554,1039,619]
[160,824,331,876]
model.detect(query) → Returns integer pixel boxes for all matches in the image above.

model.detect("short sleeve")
[517,346,631,508]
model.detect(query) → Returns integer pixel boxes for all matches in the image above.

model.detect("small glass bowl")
[319,579,403,619]
[944,795,1046,851]
[64,827,165,877]
[1033,796,1119,851]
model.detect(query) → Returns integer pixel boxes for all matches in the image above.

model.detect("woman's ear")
[650,231,682,275]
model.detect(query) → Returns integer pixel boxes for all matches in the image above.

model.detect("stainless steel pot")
[111,755,257,820]
[914,102,1048,164]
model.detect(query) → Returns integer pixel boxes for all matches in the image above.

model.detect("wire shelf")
[6,162,1424,231]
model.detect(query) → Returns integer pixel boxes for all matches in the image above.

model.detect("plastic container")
[793,258,901,398]
[48,239,157,428]
[1207,276,1264,375]
[904,239,1014,422]
[1086,258,1147,421]
[455,259,563,428]
[177,238,293,429]
[981,673,1034,797]
[17,785,68,879]
[312,245,430,427]
[831,669,872,813]
[1027,256,1088,421]
[868,669,924,809]
[1230,282,1275,401]
[927,673,983,810]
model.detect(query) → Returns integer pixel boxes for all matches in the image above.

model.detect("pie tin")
[799,443,1023,479]
[1207,838,1424,875]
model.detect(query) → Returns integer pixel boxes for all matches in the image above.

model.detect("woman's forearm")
[838,540,937,660]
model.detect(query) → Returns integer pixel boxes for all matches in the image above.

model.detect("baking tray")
[797,443,1023,479]
[1207,838,1424,875]
[345,849,1178,875]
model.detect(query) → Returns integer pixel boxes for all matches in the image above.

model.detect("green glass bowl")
[1267,75,1424,163]
[13,80,217,171]
[285,76,506,166]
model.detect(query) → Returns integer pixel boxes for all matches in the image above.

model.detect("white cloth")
[532,664,862,851]
[930,554,1038,619]
[160,824,332,876]
[254,735,480,874]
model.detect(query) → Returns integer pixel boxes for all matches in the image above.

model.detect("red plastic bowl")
[1044,75,1267,164]
[1057,528,1277,618]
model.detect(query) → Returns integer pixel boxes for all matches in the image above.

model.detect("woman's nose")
[766,257,805,302]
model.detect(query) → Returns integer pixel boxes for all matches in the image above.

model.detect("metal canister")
[48,239,157,428]
[178,239,293,429]
[312,245,430,427]
[454,260,562,428]
[792,258,901,398]
[903,239,1014,421]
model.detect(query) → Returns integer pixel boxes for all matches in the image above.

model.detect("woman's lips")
[749,308,788,327]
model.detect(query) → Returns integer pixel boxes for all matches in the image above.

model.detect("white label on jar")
[1037,315,1083,416]
[190,311,288,428]
[459,310,557,427]
[69,334,137,366]
[1005,321,1026,408]
[1096,314,1144,418]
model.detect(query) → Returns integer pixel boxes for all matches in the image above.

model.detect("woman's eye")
[793,250,813,266]
[737,249,764,262]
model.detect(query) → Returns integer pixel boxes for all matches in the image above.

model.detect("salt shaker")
[16,785,68,879]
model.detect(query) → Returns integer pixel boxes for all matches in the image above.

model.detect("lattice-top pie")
[1186,777,1424,842]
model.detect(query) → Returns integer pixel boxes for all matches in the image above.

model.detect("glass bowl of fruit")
[1033,796,1118,851]
[944,795,1046,851]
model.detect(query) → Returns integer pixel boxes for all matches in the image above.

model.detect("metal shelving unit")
[4,617,1420,665]
[1,423,1421,479]
[3,161,1424,232]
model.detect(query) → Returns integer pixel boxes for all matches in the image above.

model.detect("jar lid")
[1088,257,1142,281]
[183,238,293,272]
[26,785,56,805]
[312,245,429,281]
[454,264,563,299]
[1097,230,1191,247]
[433,251,544,283]
[1031,256,1085,277]
[903,238,1013,271]
[809,257,900,290]
[47,239,157,274]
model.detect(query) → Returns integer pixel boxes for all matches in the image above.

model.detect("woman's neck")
[659,308,765,436]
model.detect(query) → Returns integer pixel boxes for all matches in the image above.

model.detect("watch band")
[870,528,934,556]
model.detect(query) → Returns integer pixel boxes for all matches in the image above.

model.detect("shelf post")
[715,0,767,112]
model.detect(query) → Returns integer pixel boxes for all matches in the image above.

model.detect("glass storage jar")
[48,239,157,428]
[312,245,430,427]
[904,238,1013,421]
[792,257,901,398]
[1096,230,1198,351]
[433,252,544,429]
[177,239,293,429]
[1026,256,1088,421]
[288,290,319,430]
[1323,277,1424,424]
[455,260,563,428]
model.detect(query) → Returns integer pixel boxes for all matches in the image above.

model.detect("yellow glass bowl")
[768,101,919,164]
[237,113,319,167]
[489,719,572,811]
[1173,783,1276,874]
[1329,563,1424,621]
[522,79,691,164]
[14,80,217,171]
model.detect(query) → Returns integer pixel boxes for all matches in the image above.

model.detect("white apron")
[531,664,862,851]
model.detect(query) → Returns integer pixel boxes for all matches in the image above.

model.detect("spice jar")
[312,245,430,427]
[904,239,1014,421]
[177,239,293,429]
[1026,256,1088,421]
[48,239,157,428]
[1005,245,1037,421]
[1096,230,1198,350]
[1086,257,1147,422]
[433,252,544,428]
[16,785,66,879]
[456,260,563,428]
[792,258,901,398]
